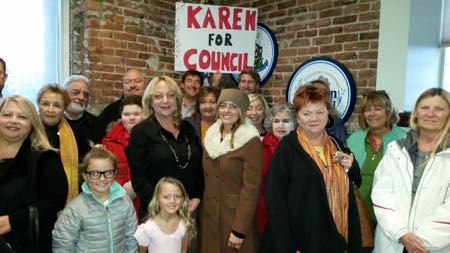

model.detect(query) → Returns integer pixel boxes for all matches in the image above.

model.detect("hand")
[400,233,428,253]
[0,215,11,235]
[211,71,222,87]
[296,251,302,253]
[335,151,354,171]
[122,181,137,198]
[228,232,244,250]
[188,198,201,213]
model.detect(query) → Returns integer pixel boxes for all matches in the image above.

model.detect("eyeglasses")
[153,92,176,101]
[84,169,116,180]
[363,90,390,99]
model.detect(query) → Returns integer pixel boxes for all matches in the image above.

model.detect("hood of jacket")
[204,118,259,159]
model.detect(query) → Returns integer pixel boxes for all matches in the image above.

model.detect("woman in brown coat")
[200,89,262,253]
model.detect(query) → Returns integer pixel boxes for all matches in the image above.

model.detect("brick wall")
[70,0,380,129]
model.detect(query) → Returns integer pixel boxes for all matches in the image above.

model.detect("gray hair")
[263,103,296,133]
[62,75,90,89]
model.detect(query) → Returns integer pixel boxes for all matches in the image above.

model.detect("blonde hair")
[217,103,246,149]
[79,144,118,173]
[248,93,270,115]
[142,76,183,128]
[0,95,54,151]
[358,90,398,129]
[410,88,450,155]
[145,177,196,241]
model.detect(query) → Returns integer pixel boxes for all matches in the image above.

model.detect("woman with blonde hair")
[125,76,204,221]
[372,88,450,253]
[0,95,68,252]
[201,89,262,253]
[246,93,270,138]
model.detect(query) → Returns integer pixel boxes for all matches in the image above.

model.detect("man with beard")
[238,69,260,95]
[180,69,203,118]
[63,75,102,143]
[97,69,146,137]
[0,58,8,98]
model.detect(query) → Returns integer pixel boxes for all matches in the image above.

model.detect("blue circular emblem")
[286,57,356,122]
[231,23,278,85]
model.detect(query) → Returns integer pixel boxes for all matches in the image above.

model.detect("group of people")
[0,55,449,253]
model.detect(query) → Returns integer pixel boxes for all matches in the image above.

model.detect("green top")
[360,137,383,222]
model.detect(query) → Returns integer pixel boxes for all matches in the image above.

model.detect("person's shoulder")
[347,129,367,141]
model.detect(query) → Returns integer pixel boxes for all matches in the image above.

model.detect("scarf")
[296,128,349,241]
[59,118,79,203]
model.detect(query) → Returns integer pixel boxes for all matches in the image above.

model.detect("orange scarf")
[296,128,349,241]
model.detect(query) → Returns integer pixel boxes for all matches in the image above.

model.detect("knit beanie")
[217,89,250,113]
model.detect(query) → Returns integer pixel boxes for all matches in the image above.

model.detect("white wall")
[377,0,444,112]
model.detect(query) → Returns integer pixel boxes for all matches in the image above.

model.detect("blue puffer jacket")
[52,182,138,253]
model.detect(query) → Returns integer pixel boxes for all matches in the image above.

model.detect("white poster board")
[175,2,258,74]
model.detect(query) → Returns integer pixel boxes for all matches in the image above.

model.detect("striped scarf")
[296,128,349,241]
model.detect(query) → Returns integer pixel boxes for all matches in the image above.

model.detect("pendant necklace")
[368,132,382,160]
[160,131,191,169]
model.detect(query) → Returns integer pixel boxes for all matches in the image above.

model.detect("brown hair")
[37,83,71,109]
[238,69,260,85]
[192,86,220,118]
[358,90,398,129]
[79,144,118,173]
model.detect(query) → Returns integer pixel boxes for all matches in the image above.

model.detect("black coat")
[65,111,103,144]
[259,131,362,253]
[125,117,204,219]
[97,98,123,139]
[0,139,68,253]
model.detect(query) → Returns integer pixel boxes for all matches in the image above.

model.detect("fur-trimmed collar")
[204,118,259,159]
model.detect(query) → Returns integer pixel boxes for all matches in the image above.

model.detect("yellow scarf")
[296,128,349,241]
[59,118,79,203]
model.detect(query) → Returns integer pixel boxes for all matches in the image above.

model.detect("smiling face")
[238,73,259,94]
[66,80,90,114]
[151,81,177,119]
[218,101,240,130]
[416,95,450,135]
[296,102,329,138]
[121,104,143,132]
[123,70,146,97]
[82,158,116,201]
[158,182,183,216]
[181,74,202,98]
[246,98,265,129]
[363,104,388,131]
[38,91,65,127]
[0,101,32,144]
[272,111,295,140]
[199,92,217,121]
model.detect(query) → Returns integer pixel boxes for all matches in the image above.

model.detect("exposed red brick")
[319,8,343,19]
[335,34,358,43]
[319,26,343,35]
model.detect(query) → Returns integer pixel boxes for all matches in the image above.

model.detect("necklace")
[368,132,382,160]
[160,131,191,169]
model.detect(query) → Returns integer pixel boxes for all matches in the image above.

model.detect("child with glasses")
[52,144,138,252]
[134,177,196,253]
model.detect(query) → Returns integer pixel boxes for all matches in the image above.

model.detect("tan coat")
[200,119,262,253]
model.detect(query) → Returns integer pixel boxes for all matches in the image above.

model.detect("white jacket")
[371,139,450,253]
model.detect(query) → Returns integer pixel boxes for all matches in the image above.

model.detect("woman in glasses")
[260,83,362,253]
[53,145,138,252]
[371,88,450,253]
[347,90,407,224]
[125,76,203,221]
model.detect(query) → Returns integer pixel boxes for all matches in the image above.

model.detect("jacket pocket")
[226,194,239,208]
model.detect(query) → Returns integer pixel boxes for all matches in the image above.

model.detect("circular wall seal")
[231,23,278,85]
[286,57,357,122]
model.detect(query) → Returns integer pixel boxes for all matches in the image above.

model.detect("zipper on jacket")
[106,206,114,253]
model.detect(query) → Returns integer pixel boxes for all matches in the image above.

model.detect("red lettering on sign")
[211,52,221,71]
[183,49,197,69]
[218,7,231,29]
[232,8,242,30]
[245,10,257,31]
[202,8,216,29]
[221,52,230,71]
[199,50,210,69]
[187,5,202,29]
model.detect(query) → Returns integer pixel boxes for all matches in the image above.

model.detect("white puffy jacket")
[371,138,450,253]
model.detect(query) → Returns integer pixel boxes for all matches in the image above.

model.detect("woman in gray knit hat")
[200,89,262,253]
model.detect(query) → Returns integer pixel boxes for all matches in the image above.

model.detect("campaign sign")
[286,57,357,122]
[175,2,258,73]
[231,23,278,85]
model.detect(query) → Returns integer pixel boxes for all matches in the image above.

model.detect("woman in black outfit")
[0,95,68,253]
[125,76,204,220]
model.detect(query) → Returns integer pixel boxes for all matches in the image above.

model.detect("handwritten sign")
[175,2,258,73]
